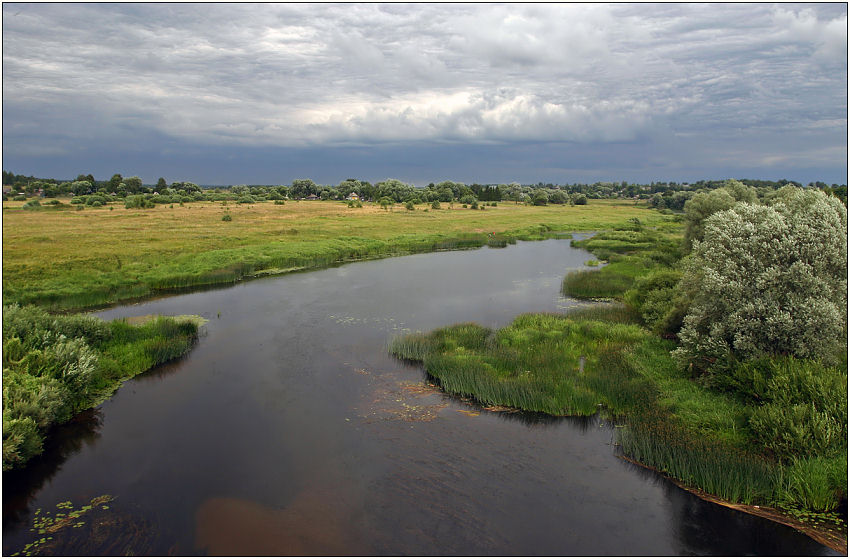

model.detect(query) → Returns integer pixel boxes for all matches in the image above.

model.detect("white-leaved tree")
[673,187,847,374]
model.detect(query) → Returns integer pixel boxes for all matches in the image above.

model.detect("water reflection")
[2,409,103,530]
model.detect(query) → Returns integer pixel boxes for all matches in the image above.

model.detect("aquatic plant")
[11,495,114,557]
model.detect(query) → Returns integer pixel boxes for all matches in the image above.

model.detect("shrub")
[405,201,415,211]
[674,192,847,375]
[532,191,548,206]
[743,357,847,460]
[222,213,232,222]
[274,200,286,205]
[124,195,154,209]
[22,200,41,210]
[13,195,27,201]
[573,194,588,205]
[431,200,441,210]
[624,269,682,333]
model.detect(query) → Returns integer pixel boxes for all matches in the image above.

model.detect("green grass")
[2,199,674,311]
[562,227,684,300]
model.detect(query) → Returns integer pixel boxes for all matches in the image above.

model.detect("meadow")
[2,198,666,311]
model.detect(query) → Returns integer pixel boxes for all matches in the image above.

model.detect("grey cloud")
[2,3,846,183]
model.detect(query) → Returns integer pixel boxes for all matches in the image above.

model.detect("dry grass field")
[2,198,670,310]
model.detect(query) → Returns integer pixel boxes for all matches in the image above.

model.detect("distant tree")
[572,194,588,205]
[289,179,318,199]
[70,181,93,196]
[157,178,167,189]
[532,191,549,206]
[109,174,123,192]
[123,176,143,194]
[549,190,569,204]
[375,179,415,203]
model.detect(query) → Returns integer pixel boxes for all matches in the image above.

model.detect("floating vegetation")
[353,371,446,423]
[12,495,114,556]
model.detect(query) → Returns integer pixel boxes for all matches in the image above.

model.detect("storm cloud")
[2,3,846,185]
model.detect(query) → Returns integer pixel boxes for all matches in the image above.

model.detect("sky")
[2,3,847,186]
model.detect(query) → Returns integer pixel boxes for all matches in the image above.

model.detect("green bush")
[745,357,847,460]
[124,195,154,209]
[675,191,847,375]
[623,269,683,333]
[222,213,232,222]
[22,200,41,210]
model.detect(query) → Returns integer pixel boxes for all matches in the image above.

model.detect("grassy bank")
[389,307,847,517]
[561,220,684,300]
[2,305,202,470]
[2,198,670,311]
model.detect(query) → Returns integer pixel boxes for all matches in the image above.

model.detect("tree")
[289,179,317,199]
[683,180,758,250]
[123,176,143,194]
[673,191,847,375]
[157,178,167,189]
[549,190,569,204]
[109,174,123,192]
[531,191,548,206]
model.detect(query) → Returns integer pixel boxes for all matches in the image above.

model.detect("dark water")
[2,239,837,555]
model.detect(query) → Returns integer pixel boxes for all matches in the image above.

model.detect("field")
[2,198,668,311]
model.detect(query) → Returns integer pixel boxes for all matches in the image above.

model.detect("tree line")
[4,170,846,207]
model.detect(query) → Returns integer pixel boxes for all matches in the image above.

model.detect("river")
[2,238,836,555]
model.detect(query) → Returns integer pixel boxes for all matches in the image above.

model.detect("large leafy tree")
[674,188,847,374]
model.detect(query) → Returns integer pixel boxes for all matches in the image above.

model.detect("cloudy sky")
[2,3,847,186]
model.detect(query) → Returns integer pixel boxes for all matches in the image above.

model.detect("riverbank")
[388,307,847,552]
[2,199,670,312]
[2,305,203,470]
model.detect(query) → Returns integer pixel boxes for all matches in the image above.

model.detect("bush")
[13,195,27,202]
[405,201,415,211]
[743,357,847,460]
[431,200,441,210]
[21,200,41,210]
[222,213,232,222]
[573,194,588,205]
[674,192,847,375]
[532,191,548,206]
[624,269,683,333]
[124,195,154,209]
